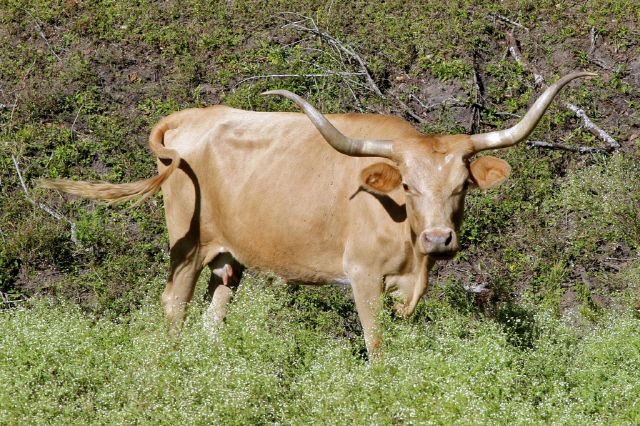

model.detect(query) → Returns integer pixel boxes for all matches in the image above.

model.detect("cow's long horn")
[470,72,597,152]
[262,90,394,158]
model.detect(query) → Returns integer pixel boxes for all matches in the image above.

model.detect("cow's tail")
[37,115,180,207]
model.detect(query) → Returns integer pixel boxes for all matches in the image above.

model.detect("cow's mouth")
[427,252,457,261]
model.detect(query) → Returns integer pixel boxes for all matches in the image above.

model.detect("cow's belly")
[203,216,350,285]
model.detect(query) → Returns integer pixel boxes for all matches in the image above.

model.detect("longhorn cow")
[39,72,595,352]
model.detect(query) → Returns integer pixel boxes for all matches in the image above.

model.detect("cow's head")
[264,72,595,259]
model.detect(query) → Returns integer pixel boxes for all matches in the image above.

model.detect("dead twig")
[0,104,17,109]
[0,291,28,312]
[588,27,598,56]
[527,141,612,154]
[587,27,615,71]
[235,72,365,87]
[344,80,364,113]
[589,58,614,71]
[11,155,81,247]
[389,91,425,123]
[408,94,463,112]
[23,9,61,61]
[276,13,385,98]
[491,13,529,32]
[8,96,18,131]
[469,68,481,134]
[505,32,545,85]
[563,102,619,149]
[505,33,618,152]
[71,104,84,137]
[409,93,522,121]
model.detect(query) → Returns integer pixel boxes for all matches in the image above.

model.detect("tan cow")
[38,72,595,353]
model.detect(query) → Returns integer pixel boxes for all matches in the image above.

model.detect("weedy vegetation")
[1,0,640,424]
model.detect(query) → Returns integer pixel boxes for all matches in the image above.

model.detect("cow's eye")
[402,183,411,193]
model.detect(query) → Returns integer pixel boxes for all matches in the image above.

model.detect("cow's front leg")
[391,256,433,317]
[349,268,385,354]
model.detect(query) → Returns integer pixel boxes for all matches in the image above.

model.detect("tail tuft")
[36,173,172,207]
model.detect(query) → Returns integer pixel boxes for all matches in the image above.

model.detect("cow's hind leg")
[204,253,244,326]
[348,267,385,355]
[162,243,205,333]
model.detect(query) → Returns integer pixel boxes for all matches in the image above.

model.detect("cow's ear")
[360,162,402,194]
[469,156,511,190]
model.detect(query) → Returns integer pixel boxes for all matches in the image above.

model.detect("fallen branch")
[0,291,28,312]
[408,94,463,112]
[588,27,598,56]
[389,91,425,123]
[505,32,545,85]
[469,69,481,134]
[276,13,385,98]
[9,96,18,128]
[408,93,523,122]
[491,13,529,32]
[235,72,365,87]
[0,104,17,109]
[563,102,619,149]
[71,104,83,135]
[586,27,614,71]
[23,9,61,61]
[589,58,614,71]
[505,33,618,151]
[12,155,81,247]
[527,141,612,154]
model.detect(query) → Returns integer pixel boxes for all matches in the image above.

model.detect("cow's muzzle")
[420,228,458,259]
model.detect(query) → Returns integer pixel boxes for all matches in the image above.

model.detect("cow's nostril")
[445,232,452,246]
[421,229,456,255]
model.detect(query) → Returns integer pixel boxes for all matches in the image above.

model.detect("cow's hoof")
[393,302,410,317]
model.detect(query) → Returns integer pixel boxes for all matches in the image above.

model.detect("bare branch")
[470,69,481,134]
[492,110,522,119]
[588,27,598,56]
[283,21,385,98]
[280,36,314,50]
[389,91,425,123]
[505,32,545,85]
[409,94,463,112]
[590,57,615,71]
[0,290,28,312]
[0,104,17,109]
[527,140,612,154]
[563,102,619,149]
[23,9,61,61]
[235,72,365,87]
[8,96,18,132]
[71,104,84,135]
[11,155,81,247]
[491,13,529,32]
[505,33,618,151]
[343,79,364,113]
[410,93,522,121]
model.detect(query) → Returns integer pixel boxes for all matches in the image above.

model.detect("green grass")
[2,280,640,425]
